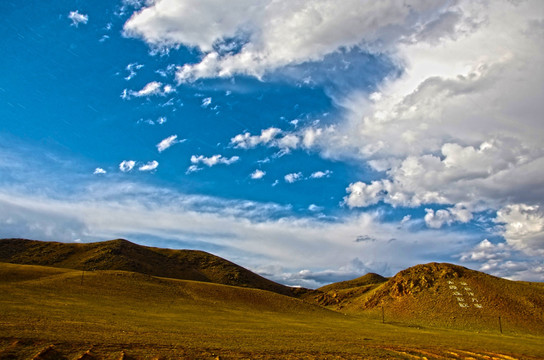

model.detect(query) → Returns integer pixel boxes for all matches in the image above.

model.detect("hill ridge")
[0,238,301,297]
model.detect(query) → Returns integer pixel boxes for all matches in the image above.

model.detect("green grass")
[1,262,543,359]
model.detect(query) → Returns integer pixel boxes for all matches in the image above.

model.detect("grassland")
[1,262,543,359]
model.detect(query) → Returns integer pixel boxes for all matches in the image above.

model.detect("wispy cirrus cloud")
[0,180,479,287]
[121,81,175,99]
[124,63,144,80]
[156,135,183,153]
[192,154,240,167]
[186,154,240,174]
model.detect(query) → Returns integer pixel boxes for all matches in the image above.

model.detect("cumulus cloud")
[344,139,544,209]
[284,172,302,184]
[230,126,335,154]
[119,160,136,172]
[460,239,510,262]
[310,170,332,179]
[68,10,88,27]
[328,1,544,223]
[156,135,182,152]
[424,204,473,229]
[495,204,544,256]
[123,0,450,81]
[230,127,282,149]
[188,154,240,173]
[138,160,159,171]
[93,168,106,175]
[250,169,266,180]
[459,239,543,281]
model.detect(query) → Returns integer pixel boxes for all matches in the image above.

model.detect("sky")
[1,0,543,287]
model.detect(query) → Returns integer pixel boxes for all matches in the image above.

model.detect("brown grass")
[1,262,543,359]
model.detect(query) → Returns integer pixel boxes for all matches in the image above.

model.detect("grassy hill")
[318,273,388,292]
[313,262,544,335]
[1,261,543,359]
[0,238,300,297]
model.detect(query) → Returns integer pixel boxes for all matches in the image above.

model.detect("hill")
[0,238,300,297]
[1,262,543,359]
[306,273,388,307]
[314,262,544,334]
[318,273,388,292]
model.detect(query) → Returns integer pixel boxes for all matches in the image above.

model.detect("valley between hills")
[0,238,543,359]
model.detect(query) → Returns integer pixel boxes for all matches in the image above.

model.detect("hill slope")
[0,238,298,296]
[1,262,543,359]
[316,262,544,334]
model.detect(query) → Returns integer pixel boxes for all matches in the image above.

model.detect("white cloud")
[308,204,323,212]
[119,160,136,172]
[93,168,107,175]
[156,135,181,152]
[495,204,544,256]
[0,184,482,285]
[344,139,544,210]
[230,126,334,154]
[276,134,300,152]
[458,238,543,281]
[190,154,240,167]
[122,0,544,231]
[310,170,332,179]
[162,84,175,94]
[230,127,282,149]
[125,63,144,80]
[122,82,175,99]
[138,160,159,172]
[123,0,449,82]
[424,204,473,229]
[323,1,544,218]
[284,172,302,184]
[344,180,388,208]
[68,10,88,27]
[185,165,201,174]
[250,169,266,180]
[133,81,162,96]
[201,97,212,108]
[460,239,510,262]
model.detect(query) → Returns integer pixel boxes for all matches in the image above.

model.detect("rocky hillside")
[315,263,544,334]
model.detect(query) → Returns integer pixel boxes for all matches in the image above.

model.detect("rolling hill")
[312,262,544,334]
[1,238,543,336]
[1,261,543,359]
[0,238,301,297]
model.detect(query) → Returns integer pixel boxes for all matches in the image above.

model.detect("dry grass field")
[1,261,543,360]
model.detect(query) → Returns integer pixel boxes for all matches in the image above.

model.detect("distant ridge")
[0,238,300,297]
[318,273,387,292]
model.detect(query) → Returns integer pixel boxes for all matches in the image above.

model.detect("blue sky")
[1,0,543,287]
